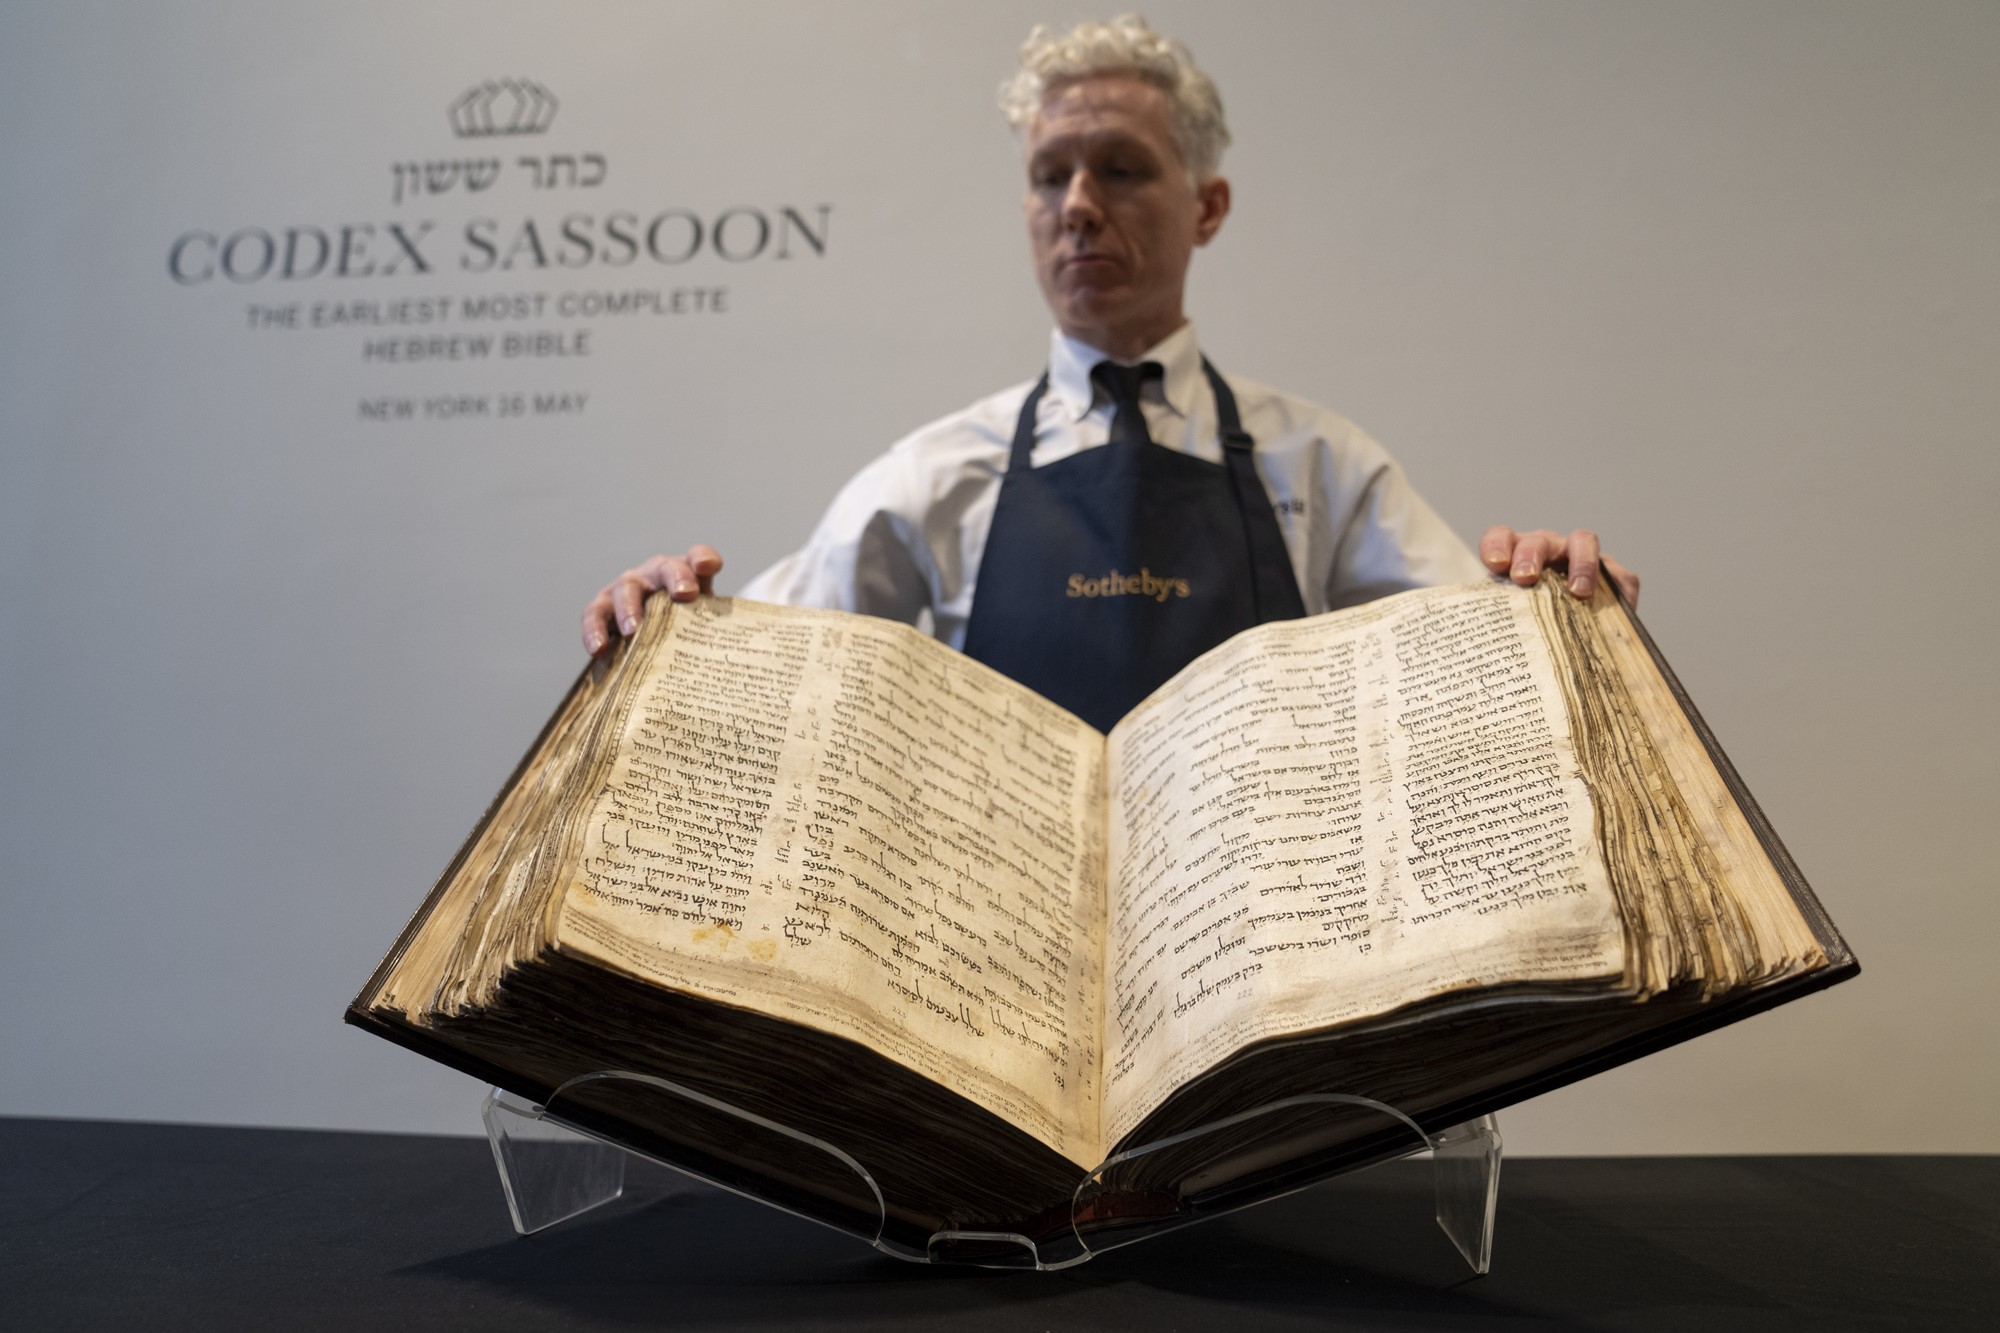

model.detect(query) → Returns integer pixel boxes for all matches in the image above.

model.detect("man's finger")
[657,555,700,601]
[688,544,724,595]
[1511,529,1562,586]
[581,592,617,656]
[1603,554,1641,610]
[613,567,677,633]
[1564,529,1601,599]
[1479,525,1517,573]
[610,575,641,635]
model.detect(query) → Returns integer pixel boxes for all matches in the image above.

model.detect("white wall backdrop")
[2,0,1995,1154]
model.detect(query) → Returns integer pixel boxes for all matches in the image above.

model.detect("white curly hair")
[998,14,1230,183]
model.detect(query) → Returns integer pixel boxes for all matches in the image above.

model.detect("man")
[582,16,1637,729]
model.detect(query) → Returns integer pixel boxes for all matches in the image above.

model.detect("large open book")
[349,577,1854,1252]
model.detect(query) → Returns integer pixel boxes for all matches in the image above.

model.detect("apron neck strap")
[1201,357,1253,453]
[1007,373,1052,469]
[1203,357,1290,624]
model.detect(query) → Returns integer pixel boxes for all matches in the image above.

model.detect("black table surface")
[2,1117,1993,1331]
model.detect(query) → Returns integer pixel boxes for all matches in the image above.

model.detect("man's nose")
[1061,170,1103,231]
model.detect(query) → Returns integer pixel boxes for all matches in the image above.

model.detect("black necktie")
[1091,360,1163,447]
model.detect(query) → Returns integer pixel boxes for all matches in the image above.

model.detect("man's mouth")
[1062,253,1119,277]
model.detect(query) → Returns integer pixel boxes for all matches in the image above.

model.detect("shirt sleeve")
[735,447,936,627]
[1324,439,1489,611]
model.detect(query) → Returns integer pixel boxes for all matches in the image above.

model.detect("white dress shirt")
[740,323,1487,646]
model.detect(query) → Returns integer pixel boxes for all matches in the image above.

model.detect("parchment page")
[552,598,1108,1166]
[1101,581,1625,1144]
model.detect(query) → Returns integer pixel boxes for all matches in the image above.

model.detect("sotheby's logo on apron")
[1066,568,1192,602]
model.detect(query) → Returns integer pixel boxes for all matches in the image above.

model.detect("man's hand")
[581,545,723,656]
[1479,527,1640,609]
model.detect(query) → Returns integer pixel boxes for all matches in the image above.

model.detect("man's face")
[1024,74,1229,359]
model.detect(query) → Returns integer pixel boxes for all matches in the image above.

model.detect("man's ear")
[1194,176,1231,246]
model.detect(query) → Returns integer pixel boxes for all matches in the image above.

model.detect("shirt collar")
[1047,322,1204,423]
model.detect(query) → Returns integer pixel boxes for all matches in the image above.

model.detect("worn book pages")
[1573,593,1826,982]
[367,575,1842,1209]
[1101,581,1629,1144]
[545,598,1111,1166]
[372,656,611,1018]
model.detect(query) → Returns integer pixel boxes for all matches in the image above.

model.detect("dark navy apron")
[960,358,1307,731]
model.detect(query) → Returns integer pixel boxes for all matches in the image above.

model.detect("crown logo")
[449,79,558,137]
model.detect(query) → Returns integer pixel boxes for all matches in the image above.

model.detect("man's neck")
[1061,314,1189,363]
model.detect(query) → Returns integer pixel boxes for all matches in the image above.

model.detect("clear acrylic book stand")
[482,1070,1501,1273]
